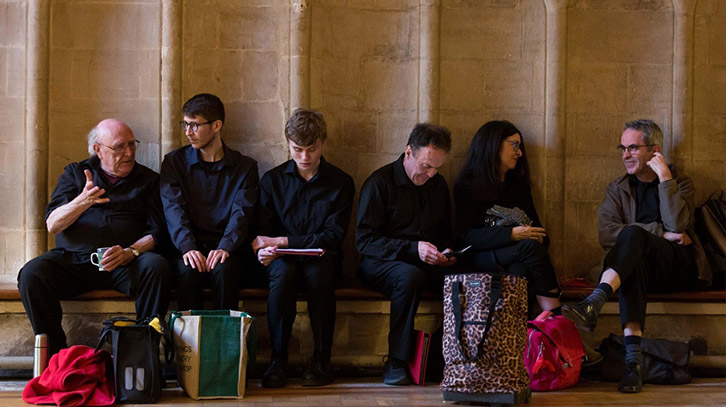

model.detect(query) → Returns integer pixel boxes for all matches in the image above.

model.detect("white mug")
[90,247,111,271]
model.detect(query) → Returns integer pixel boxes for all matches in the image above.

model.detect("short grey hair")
[624,119,663,151]
[87,126,100,156]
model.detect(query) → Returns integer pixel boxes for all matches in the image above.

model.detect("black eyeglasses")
[179,120,214,132]
[617,144,654,154]
[504,140,521,152]
[97,140,140,153]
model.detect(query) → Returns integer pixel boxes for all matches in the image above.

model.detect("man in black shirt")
[253,108,354,388]
[356,123,457,385]
[160,94,259,311]
[563,119,707,393]
[18,118,172,355]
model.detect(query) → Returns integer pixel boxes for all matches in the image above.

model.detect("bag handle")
[451,275,502,361]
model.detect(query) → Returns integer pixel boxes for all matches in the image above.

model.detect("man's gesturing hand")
[80,169,110,207]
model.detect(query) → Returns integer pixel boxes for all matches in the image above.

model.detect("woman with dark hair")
[454,120,561,314]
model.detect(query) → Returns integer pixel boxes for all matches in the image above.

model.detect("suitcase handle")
[451,277,502,361]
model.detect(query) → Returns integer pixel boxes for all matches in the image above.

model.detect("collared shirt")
[356,154,452,263]
[629,175,662,224]
[255,157,355,250]
[160,143,259,254]
[46,155,164,258]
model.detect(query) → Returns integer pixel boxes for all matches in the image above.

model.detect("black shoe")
[261,359,287,388]
[562,301,599,333]
[618,362,643,393]
[301,355,333,387]
[383,357,410,386]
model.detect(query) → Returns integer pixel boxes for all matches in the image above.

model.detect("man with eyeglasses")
[17,118,172,356]
[160,93,260,311]
[563,119,710,394]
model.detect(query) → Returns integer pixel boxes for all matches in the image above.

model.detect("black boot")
[261,359,287,388]
[302,354,333,387]
[618,362,643,393]
[561,300,599,333]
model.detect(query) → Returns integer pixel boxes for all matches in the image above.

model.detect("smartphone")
[444,245,472,258]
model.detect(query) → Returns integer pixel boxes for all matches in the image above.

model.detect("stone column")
[543,0,568,273]
[161,0,182,156]
[418,0,440,123]
[290,0,311,111]
[25,0,51,259]
[672,0,697,161]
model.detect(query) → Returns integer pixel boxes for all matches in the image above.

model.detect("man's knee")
[17,256,54,294]
[616,225,648,246]
[392,263,426,294]
[268,259,299,287]
[138,252,172,282]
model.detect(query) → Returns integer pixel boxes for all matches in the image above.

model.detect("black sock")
[624,335,643,366]
[597,283,614,297]
[581,283,613,315]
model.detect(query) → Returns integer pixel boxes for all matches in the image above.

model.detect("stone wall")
[2,0,725,285]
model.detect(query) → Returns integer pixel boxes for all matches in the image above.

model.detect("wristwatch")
[129,247,140,257]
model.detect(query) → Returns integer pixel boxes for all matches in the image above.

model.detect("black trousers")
[357,257,449,362]
[604,225,697,329]
[266,254,337,363]
[468,239,560,297]
[17,249,172,355]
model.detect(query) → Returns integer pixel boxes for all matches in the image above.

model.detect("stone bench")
[1,281,724,369]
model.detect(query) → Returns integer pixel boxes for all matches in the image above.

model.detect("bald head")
[87,118,134,155]
[88,118,138,177]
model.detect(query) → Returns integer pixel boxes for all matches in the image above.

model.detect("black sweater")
[454,179,547,251]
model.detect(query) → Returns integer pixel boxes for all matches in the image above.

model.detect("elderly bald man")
[18,118,172,355]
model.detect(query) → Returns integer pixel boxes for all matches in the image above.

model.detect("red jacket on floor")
[23,345,115,406]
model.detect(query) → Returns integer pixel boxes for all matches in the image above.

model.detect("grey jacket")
[594,167,711,286]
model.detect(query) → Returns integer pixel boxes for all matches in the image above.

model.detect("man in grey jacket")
[562,119,707,394]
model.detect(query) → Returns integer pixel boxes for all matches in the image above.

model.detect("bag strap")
[95,324,114,352]
[451,275,502,361]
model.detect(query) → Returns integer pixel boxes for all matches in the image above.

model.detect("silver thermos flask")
[33,334,48,377]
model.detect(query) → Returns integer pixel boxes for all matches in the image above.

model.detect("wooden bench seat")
[0,283,442,302]
[1,281,723,304]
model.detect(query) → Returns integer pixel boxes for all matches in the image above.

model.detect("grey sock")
[582,285,610,316]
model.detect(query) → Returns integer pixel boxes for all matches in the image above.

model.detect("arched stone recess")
[180,0,290,176]
[692,0,726,203]
[438,0,549,264]
[563,0,675,279]
[47,0,164,182]
[309,0,421,189]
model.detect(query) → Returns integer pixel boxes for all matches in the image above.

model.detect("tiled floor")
[2,377,725,406]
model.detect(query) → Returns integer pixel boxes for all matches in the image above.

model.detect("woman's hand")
[511,226,546,244]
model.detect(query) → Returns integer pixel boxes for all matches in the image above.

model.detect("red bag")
[524,310,585,391]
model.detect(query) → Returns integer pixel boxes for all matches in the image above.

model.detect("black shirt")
[255,157,355,250]
[630,175,662,224]
[454,178,547,251]
[46,156,164,257]
[160,143,259,254]
[356,154,452,263]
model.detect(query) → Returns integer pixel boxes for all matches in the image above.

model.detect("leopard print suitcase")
[441,272,530,405]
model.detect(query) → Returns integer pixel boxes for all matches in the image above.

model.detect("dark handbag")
[483,205,533,227]
[96,315,170,404]
[599,334,691,385]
